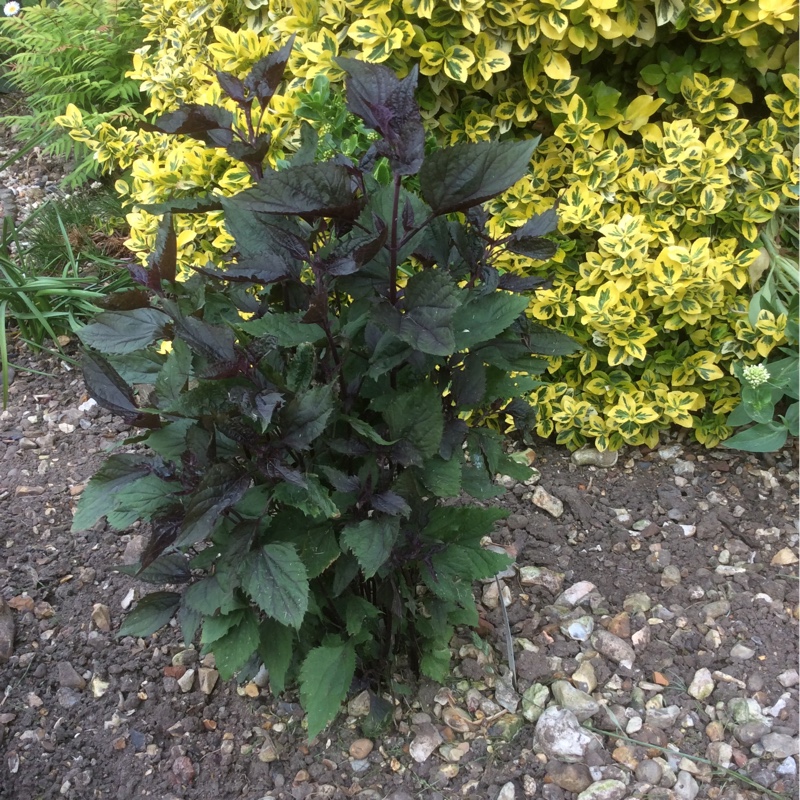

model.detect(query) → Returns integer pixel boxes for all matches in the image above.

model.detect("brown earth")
[0,346,798,800]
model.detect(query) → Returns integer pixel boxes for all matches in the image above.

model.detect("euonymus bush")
[73,51,576,737]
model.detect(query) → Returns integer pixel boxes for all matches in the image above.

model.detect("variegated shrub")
[56,0,799,448]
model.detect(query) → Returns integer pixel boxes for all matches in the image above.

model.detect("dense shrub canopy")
[57,0,799,448]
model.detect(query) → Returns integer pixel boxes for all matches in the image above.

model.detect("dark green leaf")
[171,313,236,363]
[453,293,529,350]
[201,609,245,645]
[384,384,443,459]
[240,312,325,346]
[138,197,223,216]
[522,321,581,356]
[399,270,463,356]
[106,474,176,530]
[722,422,788,452]
[341,516,400,578]
[184,575,239,616]
[420,138,539,216]
[421,456,462,497]
[145,213,177,288]
[461,463,505,499]
[299,640,356,739]
[241,543,309,628]
[177,465,251,546]
[79,308,171,355]
[234,162,357,217]
[118,591,180,638]
[281,385,335,450]
[155,338,191,403]
[212,609,261,680]
[505,236,558,261]
[72,454,153,532]
[145,418,194,461]
[106,351,164,384]
[343,594,380,636]
[423,506,507,544]
[130,553,189,584]
[431,543,510,581]
[258,619,294,694]
[451,355,487,407]
[344,415,397,445]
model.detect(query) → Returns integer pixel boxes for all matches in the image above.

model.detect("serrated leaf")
[155,338,191,403]
[451,355,487,407]
[244,36,295,109]
[431,543,510,581]
[106,474,176,530]
[79,308,171,354]
[337,58,424,175]
[398,270,463,356]
[420,139,539,216]
[145,418,194,461]
[343,594,380,636]
[212,609,261,680]
[240,312,324,346]
[177,465,251,546]
[423,506,507,544]
[240,543,309,628]
[118,591,180,638]
[281,385,335,450]
[299,641,356,739]
[184,575,238,615]
[344,416,397,445]
[258,619,294,695]
[72,454,153,532]
[420,456,462,497]
[131,552,189,584]
[453,293,529,350]
[201,609,244,645]
[82,350,159,427]
[384,383,443,459]
[234,162,357,218]
[171,313,236,363]
[341,517,400,578]
[153,104,233,146]
[371,490,411,517]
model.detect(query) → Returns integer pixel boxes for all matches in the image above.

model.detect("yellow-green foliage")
[56,0,799,449]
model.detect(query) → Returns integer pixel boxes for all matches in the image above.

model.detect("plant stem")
[388,174,402,306]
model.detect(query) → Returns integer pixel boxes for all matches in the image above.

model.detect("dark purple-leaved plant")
[73,46,577,738]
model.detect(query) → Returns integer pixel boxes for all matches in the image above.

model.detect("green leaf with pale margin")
[299,641,356,739]
[118,591,180,638]
[240,543,309,628]
[341,517,400,578]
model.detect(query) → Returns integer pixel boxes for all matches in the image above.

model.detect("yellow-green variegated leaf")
[442,45,475,82]
[472,33,511,81]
